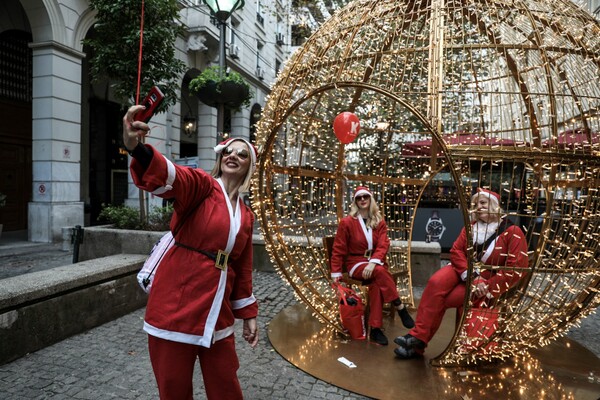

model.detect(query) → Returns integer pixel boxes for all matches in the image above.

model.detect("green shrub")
[98,203,174,231]
[147,204,174,231]
[189,66,253,108]
[98,204,142,230]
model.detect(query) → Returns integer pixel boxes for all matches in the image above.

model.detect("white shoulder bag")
[137,231,175,293]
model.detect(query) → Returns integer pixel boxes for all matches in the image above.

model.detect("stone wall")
[0,254,147,365]
[76,226,441,284]
[75,226,277,271]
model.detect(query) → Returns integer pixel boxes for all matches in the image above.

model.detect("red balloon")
[333,112,360,144]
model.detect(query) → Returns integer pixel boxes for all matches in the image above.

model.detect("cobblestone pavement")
[0,237,599,399]
[0,231,370,400]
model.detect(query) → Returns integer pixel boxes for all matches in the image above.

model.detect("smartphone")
[134,86,165,123]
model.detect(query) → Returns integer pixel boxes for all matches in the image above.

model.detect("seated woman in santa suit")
[330,186,415,346]
[394,188,529,358]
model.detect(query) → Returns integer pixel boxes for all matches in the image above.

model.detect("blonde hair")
[210,140,254,193]
[349,196,383,229]
[469,192,503,222]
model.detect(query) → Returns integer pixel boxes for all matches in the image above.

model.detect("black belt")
[349,250,373,258]
[175,241,230,271]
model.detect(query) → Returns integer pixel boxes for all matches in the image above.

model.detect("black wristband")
[128,142,153,169]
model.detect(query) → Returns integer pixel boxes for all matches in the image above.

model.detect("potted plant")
[189,66,252,109]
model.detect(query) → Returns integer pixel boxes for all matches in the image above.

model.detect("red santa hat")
[477,188,500,207]
[354,186,373,199]
[213,137,258,167]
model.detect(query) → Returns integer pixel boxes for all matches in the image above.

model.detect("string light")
[252,0,600,368]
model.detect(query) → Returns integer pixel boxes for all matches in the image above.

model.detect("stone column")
[197,104,218,172]
[28,41,84,243]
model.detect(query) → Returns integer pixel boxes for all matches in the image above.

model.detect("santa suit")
[130,144,258,400]
[408,219,528,351]
[330,216,400,329]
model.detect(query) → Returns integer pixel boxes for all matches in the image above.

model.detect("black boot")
[393,334,425,359]
[394,345,422,359]
[369,327,388,346]
[393,334,425,349]
[397,306,415,329]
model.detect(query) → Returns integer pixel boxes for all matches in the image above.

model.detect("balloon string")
[135,0,145,105]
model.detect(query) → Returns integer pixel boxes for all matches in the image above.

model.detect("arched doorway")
[249,103,261,143]
[0,29,33,232]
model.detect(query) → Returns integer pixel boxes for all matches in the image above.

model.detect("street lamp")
[202,0,245,140]
[203,0,244,22]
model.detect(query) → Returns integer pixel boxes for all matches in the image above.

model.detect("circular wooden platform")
[268,303,600,399]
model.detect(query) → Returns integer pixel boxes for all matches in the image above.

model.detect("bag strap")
[142,199,200,283]
[474,218,514,261]
[331,282,359,303]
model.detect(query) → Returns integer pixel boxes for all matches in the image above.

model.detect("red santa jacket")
[330,216,390,279]
[130,144,258,348]
[450,220,529,297]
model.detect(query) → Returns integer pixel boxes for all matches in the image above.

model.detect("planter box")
[220,81,250,108]
[77,226,276,272]
[193,80,250,109]
[193,80,219,108]
[78,226,164,262]
[76,227,439,283]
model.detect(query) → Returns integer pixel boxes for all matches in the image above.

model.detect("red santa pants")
[148,334,242,400]
[408,265,465,346]
[351,263,400,328]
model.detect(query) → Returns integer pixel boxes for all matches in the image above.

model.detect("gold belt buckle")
[215,250,229,270]
[364,249,372,258]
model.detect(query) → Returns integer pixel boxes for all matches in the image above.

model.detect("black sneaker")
[398,306,415,329]
[393,334,425,350]
[369,327,388,346]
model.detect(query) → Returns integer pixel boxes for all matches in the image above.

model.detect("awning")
[401,132,516,157]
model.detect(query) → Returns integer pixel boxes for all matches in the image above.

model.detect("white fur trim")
[151,158,176,195]
[354,189,372,198]
[143,322,234,348]
[349,261,369,278]
[232,294,257,310]
[214,138,257,166]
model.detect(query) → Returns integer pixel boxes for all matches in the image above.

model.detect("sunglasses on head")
[355,195,371,202]
[222,147,250,160]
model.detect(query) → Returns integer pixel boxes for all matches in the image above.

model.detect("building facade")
[0,0,291,242]
[1,0,596,243]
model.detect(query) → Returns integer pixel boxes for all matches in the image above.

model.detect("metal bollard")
[61,227,72,252]
[71,225,84,263]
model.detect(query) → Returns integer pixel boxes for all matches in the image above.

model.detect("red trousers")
[409,265,465,345]
[462,305,500,351]
[409,265,498,349]
[148,334,242,400]
[351,264,400,328]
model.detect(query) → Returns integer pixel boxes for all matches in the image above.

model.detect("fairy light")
[252,0,600,368]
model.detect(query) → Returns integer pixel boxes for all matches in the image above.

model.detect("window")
[256,0,265,25]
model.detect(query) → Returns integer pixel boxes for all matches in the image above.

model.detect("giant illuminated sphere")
[253,0,600,366]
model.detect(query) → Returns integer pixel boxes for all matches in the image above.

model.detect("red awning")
[401,129,600,157]
[543,128,600,149]
[401,133,516,157]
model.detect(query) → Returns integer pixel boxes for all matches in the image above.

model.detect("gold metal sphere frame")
[253,0,600,366]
